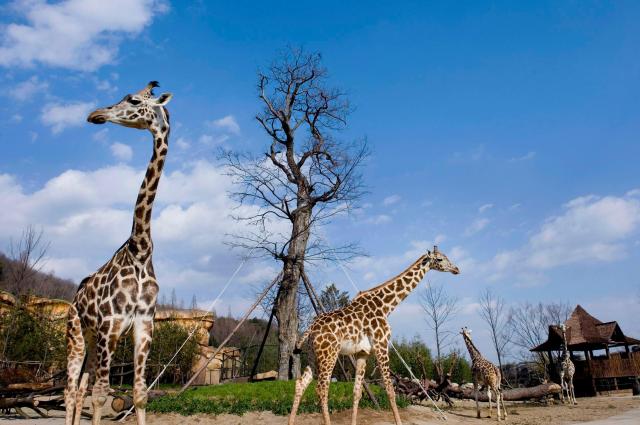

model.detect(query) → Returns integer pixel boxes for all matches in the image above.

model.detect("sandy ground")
[1,396,638,424]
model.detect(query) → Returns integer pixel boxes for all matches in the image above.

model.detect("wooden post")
[605,346,610,358]
[585,350,597,395]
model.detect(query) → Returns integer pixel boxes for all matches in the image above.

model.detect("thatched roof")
[531,305,640,352]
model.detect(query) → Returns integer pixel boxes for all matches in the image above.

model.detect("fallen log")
[456,383,561,401]
[111,390,167,413]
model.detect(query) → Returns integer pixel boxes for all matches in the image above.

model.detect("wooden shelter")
[531,305,640,396]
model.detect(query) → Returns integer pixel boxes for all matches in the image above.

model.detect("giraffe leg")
[133,317,154,425]
[495,387,501,421]
[570,378,577,405]
[501,390,507,419]
[559,371,566,403]
[351,354,368,425]
[92,325,120,425]
[64,306,85,425]
[474,381,480,419]
[373,341,402,425]
[289,365,313,425]
[487,387,492,418]
[315,343,340,425]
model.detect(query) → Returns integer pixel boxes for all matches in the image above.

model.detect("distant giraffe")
[288,246,460,425]
[64,82,172,425]
[461,327,506,421]
[558,324,577,405]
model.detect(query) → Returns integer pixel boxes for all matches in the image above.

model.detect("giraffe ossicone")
[64,82,172,425]
[288,246,460,425]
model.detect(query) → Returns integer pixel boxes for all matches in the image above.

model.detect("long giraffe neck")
[561,327,570,359]
[129,114,169,260]
[463,333,483,363]
[359,256,429,315]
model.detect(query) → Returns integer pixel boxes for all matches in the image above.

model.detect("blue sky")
[1,0,639,361]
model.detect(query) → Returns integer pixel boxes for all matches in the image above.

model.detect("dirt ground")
[134,396,640,425]
[2,395,639,424]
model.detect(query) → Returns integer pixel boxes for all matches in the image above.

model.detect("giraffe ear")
[155,93,173,105]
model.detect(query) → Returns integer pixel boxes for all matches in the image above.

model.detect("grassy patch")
[148,381,409,416]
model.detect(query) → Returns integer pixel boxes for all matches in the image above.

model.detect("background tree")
[419,281,459,381]
[507,301,572,378]
[223,48,368,380]
[319,283,350,312]
[478,288,509,375]
[388,336,433,380]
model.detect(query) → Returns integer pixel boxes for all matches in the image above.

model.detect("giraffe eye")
[127,97,142,105]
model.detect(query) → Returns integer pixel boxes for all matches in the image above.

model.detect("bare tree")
[419,281,459,381]
[478,288,509,374]
[4,226,50,297]
[222,48,368,380]
[507,301,572,378]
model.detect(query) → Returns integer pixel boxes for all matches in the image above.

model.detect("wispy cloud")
[383,194,401,206]
[487,190,640,283]
[8,76,49,101]
[478,203,493,213]
[465,218,490,236]
[208,115,240,135]
[509,151,536,162]
[110,142,133,162]
[41,101,96,134]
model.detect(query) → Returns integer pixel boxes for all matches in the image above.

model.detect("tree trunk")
[456,383,561,401]
[275,207,311,380]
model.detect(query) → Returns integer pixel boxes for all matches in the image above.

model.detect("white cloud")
[478,203,493,213]
[383,194,401,206]
[199,134,228,146]
[464,218,489,236]
[11,113,22,123]
[486,191,640,283]
[8,76,49,101]
[0,0,168,71]
[208,115,240,135]
[508,151,536,162]
[365,214,391,225]
[110,142,133,162]
[0,160,285,304]
[41,101,96,134]
[175,137,190,150]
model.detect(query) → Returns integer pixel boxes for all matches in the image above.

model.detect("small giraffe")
[289,246,460,425]
[461,327,506,421]
[64,82,172,425]
[558,324,576,405]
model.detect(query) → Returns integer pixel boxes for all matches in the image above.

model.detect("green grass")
[148,381,410,416]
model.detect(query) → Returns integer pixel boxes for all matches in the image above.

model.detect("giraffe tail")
[293,328,312,354]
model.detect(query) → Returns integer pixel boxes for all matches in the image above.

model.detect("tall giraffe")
[558,324,577,405]
[461,327,506,421]
[289,246,460,425]
[64,82,172,425]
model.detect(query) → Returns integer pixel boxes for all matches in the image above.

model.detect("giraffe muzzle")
[87,111,107,124]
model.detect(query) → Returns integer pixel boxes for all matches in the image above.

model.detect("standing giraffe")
[461,327,506,421]
[558,324,577,405]
[288,246,460,425]
[64,82,172,425]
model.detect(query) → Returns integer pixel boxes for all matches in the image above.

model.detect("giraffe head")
[422,246,460,275]
[461,326,472,338]
[87,81,172,131]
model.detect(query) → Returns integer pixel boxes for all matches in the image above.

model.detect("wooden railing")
[574,352,640,379]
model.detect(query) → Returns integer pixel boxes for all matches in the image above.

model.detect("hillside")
[0,252,77,301]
